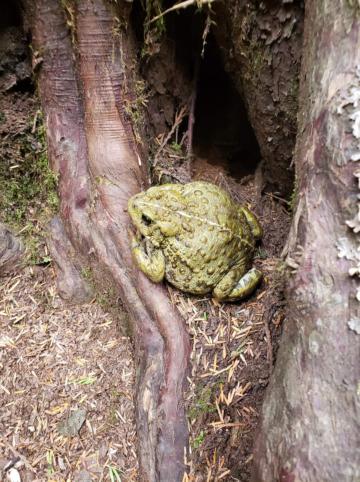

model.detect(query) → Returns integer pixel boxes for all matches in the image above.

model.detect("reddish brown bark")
[26,0,190,480]
[253,2,360,480]
[47,217,92,303]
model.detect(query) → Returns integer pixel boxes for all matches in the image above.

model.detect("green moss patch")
[0,98,58,264]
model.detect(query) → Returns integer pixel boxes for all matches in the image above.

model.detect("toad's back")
[162,182,254,294]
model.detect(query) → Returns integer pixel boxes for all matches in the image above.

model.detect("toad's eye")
[141,214,152,226]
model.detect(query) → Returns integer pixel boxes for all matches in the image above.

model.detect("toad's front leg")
[131,233,165,283]
[213,261,262,302]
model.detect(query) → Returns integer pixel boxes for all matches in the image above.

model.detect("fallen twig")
[153,106,188,165]
[263,304,276,373]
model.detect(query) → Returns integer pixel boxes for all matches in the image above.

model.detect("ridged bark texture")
[253,2,360,481]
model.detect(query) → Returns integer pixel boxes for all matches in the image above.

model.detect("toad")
[128,181,262,301]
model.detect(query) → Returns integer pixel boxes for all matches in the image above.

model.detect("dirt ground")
[0,267,137,482]
[0,20,291,482]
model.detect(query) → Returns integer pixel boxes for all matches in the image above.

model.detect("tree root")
[47,217,92,303]
[26,0,190,480]
[0,223,23,275]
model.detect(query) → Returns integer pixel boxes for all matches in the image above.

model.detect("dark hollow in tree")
[192,33,262,181]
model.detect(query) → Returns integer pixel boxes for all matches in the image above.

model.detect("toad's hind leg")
[239,207,262,240]
[213,264,262,302]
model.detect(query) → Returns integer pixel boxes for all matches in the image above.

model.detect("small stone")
[73,470,92,482]
[57,409,86,437]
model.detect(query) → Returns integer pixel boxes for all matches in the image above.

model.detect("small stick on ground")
[263,305,275,373]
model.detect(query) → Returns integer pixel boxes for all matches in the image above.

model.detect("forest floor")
[0,176,289,482]
[0,31,291,482]
[0,265,137,482]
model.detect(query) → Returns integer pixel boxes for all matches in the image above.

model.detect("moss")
[188,385,216,421]
[81,266,93,280]
[191,430,205,449]
[170,142,183,154]
[97,286,117,310]
[142,0,166,57]
[254,246,268,260]
[123,80,149,145]
[80,264,132,336]
[188,382,221,452]
[81,265,109,303]
[61,0,77,45]
[0,109,58,264]
[347,0,360,14]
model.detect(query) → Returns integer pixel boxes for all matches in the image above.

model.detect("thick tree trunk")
[254,2,360,481]
[26,1,190,480]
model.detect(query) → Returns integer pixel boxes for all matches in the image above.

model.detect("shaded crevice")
[0,0,32,94]
[131,3,261,183]
[192,34,261,181]
[0,0,22,28]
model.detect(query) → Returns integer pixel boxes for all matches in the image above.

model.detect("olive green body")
[128,181,262,301]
